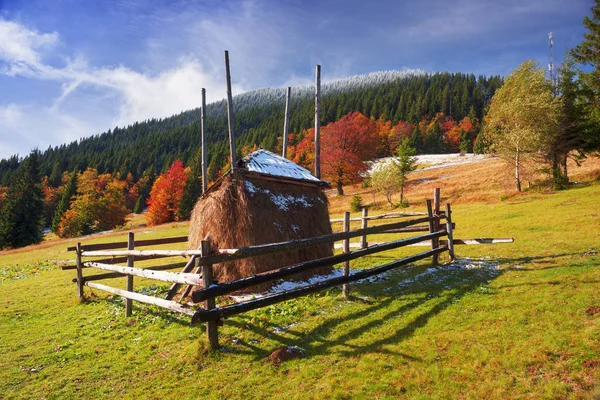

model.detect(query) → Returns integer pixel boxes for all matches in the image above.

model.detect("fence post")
[76,242,84,299]
[201,240,219,349]
[126,232,134,317]
[342,211,350,298]
[445,203,455,261]
[360,207,368,249]
[426,200,439,266]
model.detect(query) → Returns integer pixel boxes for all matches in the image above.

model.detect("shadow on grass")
[222,260,504,361]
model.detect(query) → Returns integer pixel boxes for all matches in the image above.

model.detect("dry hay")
[189,171,333,291]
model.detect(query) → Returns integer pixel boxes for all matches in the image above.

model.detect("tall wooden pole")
[224,50,237,168]
[426,200,439,266]
[445,203,455,261]
[282,87,291,158]
[314,64,321,179]
[201,88,207,193]
[126,232,134,317]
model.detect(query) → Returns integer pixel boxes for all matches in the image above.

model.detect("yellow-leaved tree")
[484,60,560,192]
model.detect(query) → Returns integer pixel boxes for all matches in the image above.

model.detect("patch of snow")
[369,153,492,175]
[291,225,301,233]
[273,323,297,332]
[245,182,314,211]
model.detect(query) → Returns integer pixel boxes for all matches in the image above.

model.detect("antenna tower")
[548,32,555,91]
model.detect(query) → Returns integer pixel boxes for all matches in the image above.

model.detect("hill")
[0,71,502,186]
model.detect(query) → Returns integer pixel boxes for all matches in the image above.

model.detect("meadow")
[1,155,600,399]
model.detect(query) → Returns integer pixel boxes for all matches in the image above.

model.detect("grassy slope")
[1,157,600,399]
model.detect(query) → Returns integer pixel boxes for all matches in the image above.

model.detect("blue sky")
[0,0,592,160]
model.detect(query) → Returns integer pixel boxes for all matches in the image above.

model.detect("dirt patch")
[583,360,600,369]
[586,306,600,317]
[263,346,305,366]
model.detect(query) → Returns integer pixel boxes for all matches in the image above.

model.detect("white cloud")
[0,18,238,159]
[0,19,58,65]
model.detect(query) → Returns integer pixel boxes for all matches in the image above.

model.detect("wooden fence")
[68,189,512,349]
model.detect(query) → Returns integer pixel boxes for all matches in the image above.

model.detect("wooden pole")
[224,50,237,168]
[314,64,321,179]
[342,211,350,298]
[201,240,219,349]
[84,262,205,285]
[360,208,369,249]
[201,87,208,193]
[125,232,134,317]
[76,242,84,299]
[445,203,455,261]
[282,86,291,159]
[426,200,439,266]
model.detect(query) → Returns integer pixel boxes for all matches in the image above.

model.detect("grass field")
[1,156,600,399]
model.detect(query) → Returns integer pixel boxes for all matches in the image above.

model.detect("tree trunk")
[400,184,405,204]
[561,152,569,184]
[337,181,344,196]
[515,151,521,192]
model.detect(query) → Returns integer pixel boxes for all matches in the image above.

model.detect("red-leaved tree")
[146,160,188,226]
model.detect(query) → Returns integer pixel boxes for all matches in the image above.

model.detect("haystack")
[189,150,333,290]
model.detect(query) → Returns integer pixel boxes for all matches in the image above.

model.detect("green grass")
[1,184,600,398]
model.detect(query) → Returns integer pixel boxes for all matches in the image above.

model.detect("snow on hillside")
[369,153,492,175]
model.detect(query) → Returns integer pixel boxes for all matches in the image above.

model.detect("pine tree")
[177,151,203,221]
[51,171,78,233]
[0,151,45,249]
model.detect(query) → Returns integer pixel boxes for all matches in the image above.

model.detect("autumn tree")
[320,112,378,195]
[146,160,188,225]
[57,169,129,238]
[484,60,560,192]
[0,151,45,248]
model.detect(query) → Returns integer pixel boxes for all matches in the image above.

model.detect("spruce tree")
[51,171,78,233]
[178,151,203,221]
[0,151,45,249]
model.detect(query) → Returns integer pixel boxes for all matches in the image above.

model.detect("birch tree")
[484,61,560,191]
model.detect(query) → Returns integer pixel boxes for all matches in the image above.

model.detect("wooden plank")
[201,240,219,349]
[201,87,207,193]
[125,232,134,317]
[81,216,435,263]
[74,263,193,283]
[342,212,350,298]
[85,282,195,317]
[445,204,455,261]
[192,246,448,323]
[224,50,237,167]
[76,243,84,299]
[282,86,291,159]
[191,231,446,302]
[335,238,514,248]
[451,238,514,245]
[165,244,202,300]
[67,236,188,252]
[360,208,368,249]
[61,254,180,270]
[314,64,321,179]
[330,211,426,223]
[382,223,454,234]
[84,262,204,285]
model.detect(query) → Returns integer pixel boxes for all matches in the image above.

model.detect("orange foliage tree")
[293,112,378,195]
[389,121,415,152]
[57,169,130,237]
[146,160,188,226]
